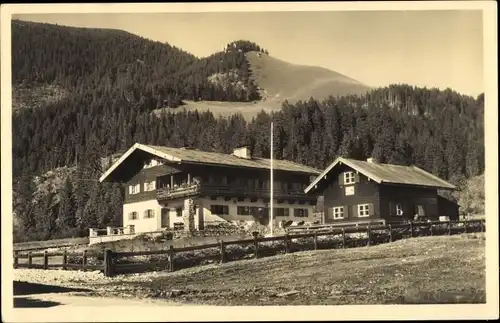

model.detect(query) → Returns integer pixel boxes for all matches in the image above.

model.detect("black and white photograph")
[1,2,498,322]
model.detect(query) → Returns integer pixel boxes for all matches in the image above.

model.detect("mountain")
[12,20,263,113]
[10,20,484,243]
[11,20,368,116]
[246,51,370,104]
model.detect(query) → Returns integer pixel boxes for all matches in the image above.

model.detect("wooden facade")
[100,144,320,234]
[308,157,458,225]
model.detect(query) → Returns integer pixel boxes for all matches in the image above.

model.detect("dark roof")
[305,157,456,193]
[100,143,321,182]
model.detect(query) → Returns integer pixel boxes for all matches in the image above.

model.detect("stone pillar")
[106,226,113,235]
[197,205,205,230]
[183,198,196,233]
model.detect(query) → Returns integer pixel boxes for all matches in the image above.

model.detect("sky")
[14,10,484,97]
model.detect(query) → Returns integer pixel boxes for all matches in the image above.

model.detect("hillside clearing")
[153,100,281,122]
[14,233,486,306]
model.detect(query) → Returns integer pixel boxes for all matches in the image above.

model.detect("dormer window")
[344,171,355,185]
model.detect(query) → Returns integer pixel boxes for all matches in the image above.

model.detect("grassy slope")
[155,51,371,121]
[246,51,370,104]
[98,233,485,305]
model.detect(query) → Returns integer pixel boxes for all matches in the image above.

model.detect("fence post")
[168,245,175,272]
[14,251,19,269]
[388,224,393,242]
[481,219,485,232]
[254,235,259,259]
[342,228,346,248]
[429,222,433,236]
[464,220,468,233]
[284,234,290,254]
[103,249,114,277]
[367,226,372,246]
[43,251,49,270]
[28,252,32,269]
[313,232,318,250]
[448,220,452,235]
[219,240,226,264]
[82,250,88,271]
[63,250,67,270]
[409,221,414,237]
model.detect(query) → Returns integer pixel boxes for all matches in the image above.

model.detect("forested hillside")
[12,20,264,111]
[11,20,485,242]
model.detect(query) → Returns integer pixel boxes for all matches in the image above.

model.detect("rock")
[171,289,184,297]
[276,290,299,297]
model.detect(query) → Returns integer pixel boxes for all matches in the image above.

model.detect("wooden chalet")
[305,157,459,225]
[99,143,321,234]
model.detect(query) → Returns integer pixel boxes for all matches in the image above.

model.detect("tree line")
[12,85,484,242]
[12,20,265,108]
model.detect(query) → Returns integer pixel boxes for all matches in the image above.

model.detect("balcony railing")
[156,181,313,202]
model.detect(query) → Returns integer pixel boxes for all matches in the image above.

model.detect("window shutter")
[389,202,394,216]
[354,172,360,183]
[352,205,358,218]
[338,173,344,186]
[368,203,374,216]
[128,186,132,194]
[343,205,349,218]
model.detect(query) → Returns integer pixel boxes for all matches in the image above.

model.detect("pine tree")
[57,177,77,236]
[109,183,124,226]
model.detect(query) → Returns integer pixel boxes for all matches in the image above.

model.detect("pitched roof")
[99,143,321,182]
[304,157,456,193]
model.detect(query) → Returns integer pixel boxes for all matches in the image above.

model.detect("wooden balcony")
[156,182,315,203]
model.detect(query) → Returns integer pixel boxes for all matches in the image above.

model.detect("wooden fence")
[13,219,485,277]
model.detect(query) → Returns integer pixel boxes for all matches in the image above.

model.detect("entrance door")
[161,208,169,228]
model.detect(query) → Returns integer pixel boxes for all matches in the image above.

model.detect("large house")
[99,143,321,234]
[305,157,459,225]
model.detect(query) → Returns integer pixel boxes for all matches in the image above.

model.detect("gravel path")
[13,268,184,307]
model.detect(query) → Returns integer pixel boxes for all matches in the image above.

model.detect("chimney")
[367,157,377,163]
[232,146,252,159]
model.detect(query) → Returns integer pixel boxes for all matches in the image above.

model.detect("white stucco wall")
[123,199,163,233]
[198,197,315,225]
[122,197,315,234]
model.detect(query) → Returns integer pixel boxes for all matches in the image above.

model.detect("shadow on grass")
[14,281,91,296]
[14,297,62,308]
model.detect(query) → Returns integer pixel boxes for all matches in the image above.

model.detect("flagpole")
[270,121,274,236]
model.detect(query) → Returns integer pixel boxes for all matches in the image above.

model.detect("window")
[210,205,229,215]
[274,208,290,217]
[358,204,370,217]
[144,209,155,219]
[332,206,344,220]
[345,186,355,196]
[144,181,156,192]
[344,171,355,185]
[144,159,164,169]
[129,184,140,195]
[128,211,138,220]
[237,206,251,215]
[294,208,309,218]
[396,204,404,216]
[176,207,183,217]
